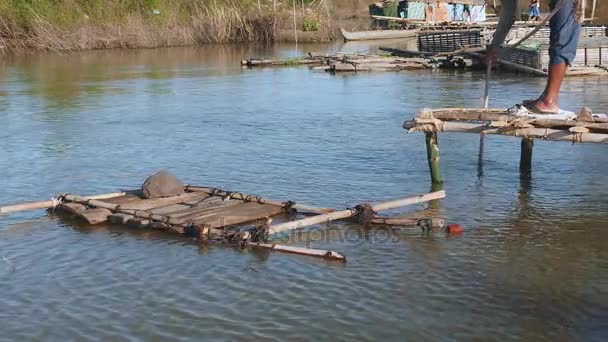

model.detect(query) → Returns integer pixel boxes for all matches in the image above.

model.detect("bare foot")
[524,99,559,114]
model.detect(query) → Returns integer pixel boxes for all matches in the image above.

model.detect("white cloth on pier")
[508,104,607,120]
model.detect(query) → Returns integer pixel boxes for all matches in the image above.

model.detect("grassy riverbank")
[0,0,334,53]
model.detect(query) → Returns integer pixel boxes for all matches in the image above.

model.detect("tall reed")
[0,0,280,53]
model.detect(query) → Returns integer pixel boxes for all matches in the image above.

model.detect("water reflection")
[1,43,608,340]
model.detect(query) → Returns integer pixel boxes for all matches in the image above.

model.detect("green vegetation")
[302,14,321,32]
[283,57,301,65]
[1,0,327,52]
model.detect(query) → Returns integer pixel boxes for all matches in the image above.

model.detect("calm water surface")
[1,42,607,341]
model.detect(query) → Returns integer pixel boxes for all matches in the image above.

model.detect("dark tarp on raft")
[141,170,185,199]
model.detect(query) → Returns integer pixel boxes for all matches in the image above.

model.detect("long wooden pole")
[268,191,446,234]
[245,242,346,261]
[591,0,597,21]
[293,0,298,45]
[480,61,491,179]
[0,192,126,215]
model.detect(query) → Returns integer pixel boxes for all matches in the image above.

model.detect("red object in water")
[446,224,464,234]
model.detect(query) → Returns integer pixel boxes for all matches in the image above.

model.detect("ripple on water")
[1,46,608,340]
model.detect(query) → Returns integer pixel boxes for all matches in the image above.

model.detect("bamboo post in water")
[479,62,491,178]
[425,132,443,184]
[520,137,534,173]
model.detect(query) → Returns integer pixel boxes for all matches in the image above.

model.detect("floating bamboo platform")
[404,108,608,184]
[2,180,448,261]
[241,51,478,73]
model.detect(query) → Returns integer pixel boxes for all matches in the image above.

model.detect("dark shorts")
[549,0,581,65]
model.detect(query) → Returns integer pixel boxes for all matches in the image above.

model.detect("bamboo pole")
[480,61,491,178]
[425,132,443,184]
[591,0,597,22]
[245,242,346,261]
[0,192,126,215]
[293,0,298,46]
[582,0,586,22]
[268,191,446,234]
[483,63,491,108]
[412,121,608,144]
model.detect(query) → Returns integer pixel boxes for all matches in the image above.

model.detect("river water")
[1,42,607,341]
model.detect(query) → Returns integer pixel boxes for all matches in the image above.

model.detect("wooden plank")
[101,194,142,205]
[169,200,243,222]
[156,196,233,216]
[78,208,113,225]
[61,192,209,225]
[192,202,284,229]
[116,192,210,211]
[147,194,222,214]
[55,202,87,215]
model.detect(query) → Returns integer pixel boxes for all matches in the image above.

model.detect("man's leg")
[528,0,581,113]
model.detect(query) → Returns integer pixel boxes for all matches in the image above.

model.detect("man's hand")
[482,48,498,65]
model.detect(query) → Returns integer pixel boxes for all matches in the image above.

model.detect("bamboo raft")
[241,51,479,73]
[404,108,608,183]
[1,179,447,261]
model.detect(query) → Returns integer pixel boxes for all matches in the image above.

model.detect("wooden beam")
[412,108,608,131]
[411,121,608,144]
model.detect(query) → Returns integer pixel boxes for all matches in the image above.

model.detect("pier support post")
[425,132,443,184]
[519,138,534,173]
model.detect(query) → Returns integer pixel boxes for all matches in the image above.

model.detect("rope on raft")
[353,204,377,228]
[188,186,298,214]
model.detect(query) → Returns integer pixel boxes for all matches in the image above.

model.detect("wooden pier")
[404,108,608,183]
